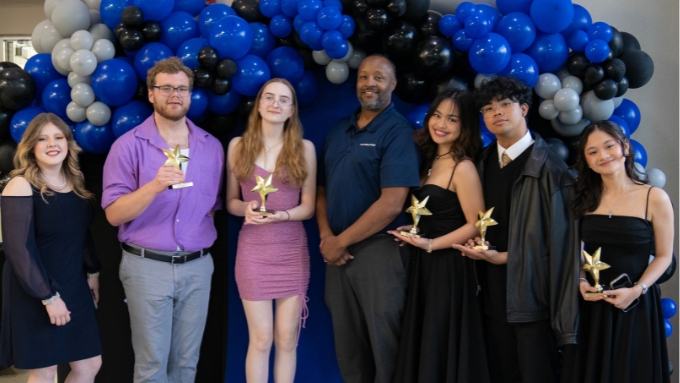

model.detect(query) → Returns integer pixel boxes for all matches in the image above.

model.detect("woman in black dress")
[570,120,673,383]
[0,113,102,382]
[388,89,489,382]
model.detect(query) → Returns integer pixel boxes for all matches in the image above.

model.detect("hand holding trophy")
[251,173,278,217]
[582,247,611,298]
[163,145,193,189]
[400,195,432,238]
[473,208,497,250]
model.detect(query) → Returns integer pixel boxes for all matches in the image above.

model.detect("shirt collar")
[497,130,534,166]
[347,103,395,132]
[134,113,207,150]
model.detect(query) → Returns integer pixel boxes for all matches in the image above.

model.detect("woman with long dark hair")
[388,89,489,382]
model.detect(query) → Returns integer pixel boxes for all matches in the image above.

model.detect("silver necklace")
[41,172,66,188]
[427,149,454,177]
[264,140,283,152]
[604,184,629,218]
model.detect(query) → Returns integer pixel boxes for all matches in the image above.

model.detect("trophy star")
[251,173,278,196]
[405,195,433,217]
[162,145,189,169]
[582,247,611,273]
[475,207,498,228]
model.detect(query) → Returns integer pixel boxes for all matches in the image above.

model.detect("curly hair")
[571,120,647,218]
[414,88,481,178]
[146,56,194,90]
[474,76,532,111]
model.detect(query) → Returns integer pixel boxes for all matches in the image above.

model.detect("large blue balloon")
[42,79,71,121]
[10,107,44,143]
[259,0,282,18]
[294,14,306,33]
[198,3,237,38]
[24,53,64,96]
[613,99,641,134]
[588,22,613,43]
[75,119,116,154]
[630,139,647,168]
[173,0,205,16]
[133,0,174,21]
[607,115,631,138]
[298,0,322,22]
[187,88,209,120]
[661,298,677,319]
[495,13,536,53]
[469,33,511,75]
[100,0,132,29]
[499,53,539,88]
[208,88,242,114]
[561,4,592,38]
[336,15,355,39]
[464,14,492,39]
[473,4,500,30]
[567,30,589,52]
[317,6,342,31]
[111,101,153,138]
[177,38,209,69]
[321,30,347,56]
[299,21,324,51]
[453,29,474,52]
[292,70,318,107]
[584,39,610,64]
[248,22,276,59]
[496,0,531,15]
[455,2,476,25]
[209,16,253,60]
[266,46,304,83]
[232,55,271,96]
[525,32,569,73]
[160,11,199,53]
[91,59,138,107]
[281,0,300,18]
[438,14,461,37]
[134,43,174,81]
[530,0,574,34]
[270,15,293,38]
[405,104,429,130]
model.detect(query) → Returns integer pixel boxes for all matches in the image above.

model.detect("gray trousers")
[119,250,214,383]
[325,235,408,383]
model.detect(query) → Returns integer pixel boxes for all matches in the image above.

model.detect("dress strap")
[645,186,654,221]
[447,160,462,190]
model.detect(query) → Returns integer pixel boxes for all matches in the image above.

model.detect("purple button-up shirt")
[102,115,224,252]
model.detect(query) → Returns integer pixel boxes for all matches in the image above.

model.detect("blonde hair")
[232,78,308,187]
[10,113,94,201]
[146,56,194,89]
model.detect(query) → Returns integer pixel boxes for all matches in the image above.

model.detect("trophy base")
[472,244,496,251]
[400,230,422,238]
[585,292,607,298]
[170,182,193,189]
[260,210,275,217]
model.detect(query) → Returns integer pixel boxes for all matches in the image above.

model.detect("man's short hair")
[474,76,532,111]
[361,53,397,79]
[146,56,194,89]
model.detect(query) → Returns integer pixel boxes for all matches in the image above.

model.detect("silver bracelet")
[635,281,648,294]
[283,210,290,221]
[427,239,433,253]
[87,272,100,278]
[42,292,60,306]
[579,277,588,283]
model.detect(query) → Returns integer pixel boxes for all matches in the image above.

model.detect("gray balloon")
[71,30,94,51]
[558,105,583,125]
[54,46,74,73]
[634,162,646,179]
[91,39,115,63]
[66,101,87,122]
[546,138,569,162]
[68,72,92,87]
[553,88,580,112]
[51,0,91,38]
[561,76,583,95]
[551,118,590,137]
[89,10,102,25]
[646,168,666,188]
[539,100,559,120]
[313,50,332,66]
[475,74,496,89]
[86,101,111,126]
[44,0,60,19]
[51,50,69,76]
[70,49,97,76]
[89,23,115,43]
[41,23,65,55]
[613,96,624,108]
[326,61,349,84]
[82,0,102,10]
[554,66,571,81]
[534,73,561,99]
[71,83,95,107]
[580,90,615,121]
[347,49,365,70]
[32,19,53,53]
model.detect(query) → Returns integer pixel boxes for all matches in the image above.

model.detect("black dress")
[0,189,102,369]
[393,168,490,383]
[576,192,670,383]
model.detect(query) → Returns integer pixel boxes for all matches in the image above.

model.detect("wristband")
[283,210,290,221]
[427,239,433,253]
[579,277,588,283]
[87,272,100,278]
[635,281,648,295]
[42,292,60,306]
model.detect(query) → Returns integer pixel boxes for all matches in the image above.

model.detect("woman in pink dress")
[226,78,316,383]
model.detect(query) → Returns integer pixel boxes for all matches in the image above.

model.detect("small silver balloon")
[347,49,365,70]
[551,118,590,137]
[89,23,115,43]
[86,101,112,126]
[50,0,92,38]
[32,19,53,53]
[89,9,102,25]
[554,66,571,81]
[71,30,94,51]
[561,76,583,94]
[553,88,580,112]
[91,39,115,63]
[326,61,349,84]
[580,90,615,121]
[646,168,666,188]
[534,73,561,99]
[71,83,96,107]
[66,101,87,122]
[68,72,92,87]
[70,49,98,77]
[633,162,646,179]
[41,23,65,55]
[312,50,332,66]
[558,105,583,125]
[539,100,559,120]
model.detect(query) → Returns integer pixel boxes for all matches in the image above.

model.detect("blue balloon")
[259,0,282,18]
[294,14,307,33]
[292,70,318,107]
[75,119,116,154]
[187,88,209,120]
[607,115,630,138]
[270,15,293,38]
[661,298,677,319]
[499,53,539,88]
[133,42,173,81]
[473,4,500,30]
[405,104,429,130]
[323,0,342,11]
[266,46,304,83]
[588,22,613,43]
[496,12,536,53]
[24,53,64,96]
[585,39,610,64]
[465,14,492,39]
[321,30,345,52]
[561,4,592,38]
[92,58,138,107]
[198,3,237,38]
[525,32,569,73]
[453,29,475,52]
[613,98,641,134]
[298,0,322,22]
[630,139,647,168]
[299,21,324,51]
[208,88,242,114]
[173,0,205,16]
[546,138,569,162]
[496,0,532,15]
[281,0,300,18]
[100,0,132,29]
[209,16,253,60]
[177,38,209,69]
[317,6,342,31]
[133,0,174,21]
[530,0,574,34]
[160,11,199,53]
[248,22,276,59]
[10,107,44,143]
[438,14,461,37]
[469,33,512,74]
[455,2,476,25]
[42,79,71,121]
[664,319,673,338]
[326,43,349,60]
[337,15,355,39]
[111,100,153,138]
[567,30,589,52]
[232,55,272,96]
[481,132,493,147]
[479,115,491,136]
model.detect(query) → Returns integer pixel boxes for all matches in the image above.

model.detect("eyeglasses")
[152,85,192,96]
[480,100,516,115]
[260,95,293,109]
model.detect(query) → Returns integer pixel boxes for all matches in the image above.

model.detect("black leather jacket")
[478,132,580,346]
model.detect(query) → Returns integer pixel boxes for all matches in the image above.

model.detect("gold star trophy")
[163,145,193,189]
[582,247,611,298]
[251,173,278,217]
[400,195,432,238]
[473,208,498,250]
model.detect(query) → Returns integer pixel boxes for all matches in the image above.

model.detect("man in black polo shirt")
[454,76,579,383]
[316,54,420,383]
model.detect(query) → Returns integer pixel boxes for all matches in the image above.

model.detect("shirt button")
[176,219,180,222]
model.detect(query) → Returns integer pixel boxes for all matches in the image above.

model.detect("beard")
[154,101,189,122]
[357,88,390,111]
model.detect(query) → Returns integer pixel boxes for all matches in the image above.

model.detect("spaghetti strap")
[447,160,461,189]
[644,186,653,221]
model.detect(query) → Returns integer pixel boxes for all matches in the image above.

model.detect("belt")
[122,243,209,264]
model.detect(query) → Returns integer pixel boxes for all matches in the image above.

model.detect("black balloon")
[0,68,37,111]
[210,77,232,96]
[366,8,391,31]
[401,0,430,23]
[608,27,623,58]
[197,112,238,143]
[232,0,267,23]
[566,52,590,78]
[350,16,380,53]
[353,0,369,16]
[119,28,145,51]
[216,59,238,79]
[366,0,387,7]
[297,48,315,69]
[239,97,257,116]
[603,58,626,82]
[386,0,406,17]
[413,35,453,78]
[615,76,629,97]
[593,79,617,100]
[122,6,144,29]
[0,105,13,141]
[193,67,213,88]
[291,30,306,48]
[394,72,428,103]
[114,22,127,39]
[134,81,149,102]
[618,50,654,88]
[382,21,419,65]
[0,62,20,73]
[429,74,468,98]
[621,32,641,52]
[415,10,442,38]
[0,139,16,174]
[141,21,162,42]
[583,64,605,85]
[198,47,219,69]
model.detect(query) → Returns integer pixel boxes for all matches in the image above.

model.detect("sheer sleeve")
[82,228,101,274]
[1,196,60,300]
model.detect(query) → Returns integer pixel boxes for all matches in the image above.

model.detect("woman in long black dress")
[388,89,489,382]
[570,120,673,383]
[0,113,102,382]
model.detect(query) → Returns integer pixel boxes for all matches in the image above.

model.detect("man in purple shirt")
[102,57,224,383]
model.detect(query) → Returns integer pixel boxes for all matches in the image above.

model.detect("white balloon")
[51,50,70,76]
[44,0,60,19]
[580,90,615,121]
[66,101,87,122]
[561,76,583,95]
[326,61,349,84]
[558,105,583,125]
[54,46,75,72]
[646,168,666,188]
[41,24,65,55]
[89,10,102,25]
[51,0,91,37]
[91,39,115,63]
[347,49,365,70]
[82,0,102,10]
[71,83,95,107]
[89,23,115,43]
[86,101,112,126]
[633,162,646,179]
[539,100,559,120]
[32,20,53,53]
[475,73,496,89]
[613,96,624,108]
[554,66,571,81]
[553,88,580,112]
[534,73,561,99]
[70,49,97,76]
[71,30,94,51]
[68,72,92,87]
[551,118,590,137]
[334,42,354,63]
[312,50,332,66]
